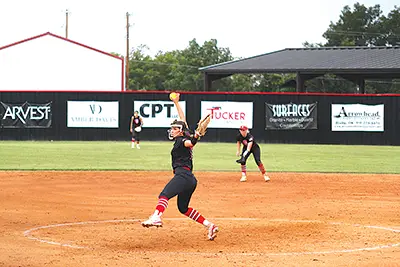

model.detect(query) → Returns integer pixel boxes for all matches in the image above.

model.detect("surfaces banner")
[67,101,119,128]
[265,103,318,130]
[200,101,253,128]
[331,104,384,132]
[133,101,186,127]
[0,101,52,128]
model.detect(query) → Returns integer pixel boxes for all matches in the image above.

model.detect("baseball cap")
[239,125,248,131]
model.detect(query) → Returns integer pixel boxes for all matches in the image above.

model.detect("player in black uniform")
[236,125,270,182]
[130,111,143,149]
[141,93,219,241]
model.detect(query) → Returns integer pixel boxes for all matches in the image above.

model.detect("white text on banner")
[67,101,119,128]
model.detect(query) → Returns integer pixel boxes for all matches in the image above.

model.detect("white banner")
[331,104,384,132]
[133,101,186,128]
[67,101,119,128]
[200,101,253,128]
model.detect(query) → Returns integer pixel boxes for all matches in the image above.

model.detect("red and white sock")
[241,165,247,176]
[184,207,210,227]
[152,196,168,217]
[258,163,266,175]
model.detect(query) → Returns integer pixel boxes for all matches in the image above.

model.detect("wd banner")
[265,103,317,130]
[67,101,119,128]
[0,101,52,128]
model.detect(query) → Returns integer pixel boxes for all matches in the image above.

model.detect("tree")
[127,39,234,91]
[323,3,385,46]
[381,6,400,45]
[302,3,400,93]
[128,45,160,90]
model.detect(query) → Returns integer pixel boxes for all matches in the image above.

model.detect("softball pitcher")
[141,93,219,241]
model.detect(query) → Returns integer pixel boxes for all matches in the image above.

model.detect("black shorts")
[132,130,140,141]
[159,167,197,213]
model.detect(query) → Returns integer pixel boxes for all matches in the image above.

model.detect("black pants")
[132,130,140,141]
[241,146,262,165]
[159,167,197,214]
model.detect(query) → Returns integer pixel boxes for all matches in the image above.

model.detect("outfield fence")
[0,91,399,145]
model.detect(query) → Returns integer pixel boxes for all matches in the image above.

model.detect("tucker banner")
[200,101,253,129]
[0,101,52,128]
[265,102,317,130]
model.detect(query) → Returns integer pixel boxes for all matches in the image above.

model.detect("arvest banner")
[265,102,317,130]
[0,101,52,128]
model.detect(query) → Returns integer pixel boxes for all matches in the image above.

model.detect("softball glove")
[195,114,211,136]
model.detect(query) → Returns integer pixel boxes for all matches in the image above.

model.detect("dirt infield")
[0,171,399,267]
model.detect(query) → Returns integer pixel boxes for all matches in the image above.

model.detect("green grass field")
[0,141,399,173]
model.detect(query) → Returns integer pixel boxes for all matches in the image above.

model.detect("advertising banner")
[0,101,52,128]
[265,102,317,130]
[331,104,384,132]
[133,101,186,128]
[200,101,253,128]
[67,101,119,128]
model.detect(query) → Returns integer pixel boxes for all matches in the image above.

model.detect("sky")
[0,0,398,60]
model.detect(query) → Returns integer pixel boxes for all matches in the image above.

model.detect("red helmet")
[239,125,248,131]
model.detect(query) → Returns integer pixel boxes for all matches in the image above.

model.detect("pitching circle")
[23,218,400,256]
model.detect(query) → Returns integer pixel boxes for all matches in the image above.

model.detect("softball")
[169,92,178,100]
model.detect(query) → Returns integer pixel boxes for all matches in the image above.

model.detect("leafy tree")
[323,3,385,46]
[302,3,400,93]
[128,45,160,90]
[127,39,234,91]
[381,6,400,45]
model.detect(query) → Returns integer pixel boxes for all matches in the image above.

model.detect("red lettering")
[207,107,220,119]
[207,110,247,121]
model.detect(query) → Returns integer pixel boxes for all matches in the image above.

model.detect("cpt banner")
[331,104,384,132]
[67,101,119,128]
[200,101,253,128]
[0,101,52,128]
[265,103,317,130]
[133,101,186,127]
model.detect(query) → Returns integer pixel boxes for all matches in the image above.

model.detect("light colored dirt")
[0,171,400,267]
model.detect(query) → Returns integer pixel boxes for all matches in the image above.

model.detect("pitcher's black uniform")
[141,94,218,240]
[159,135,197,214]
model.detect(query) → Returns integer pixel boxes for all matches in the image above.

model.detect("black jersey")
[132,116,142,127]
[171,136,193,171]
[236,133,259,151]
